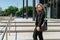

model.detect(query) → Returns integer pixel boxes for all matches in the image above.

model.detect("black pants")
[33,28,43,40]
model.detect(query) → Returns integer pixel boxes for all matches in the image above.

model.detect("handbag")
[41,19,47,31]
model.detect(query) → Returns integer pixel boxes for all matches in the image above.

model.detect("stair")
[0,18,60,40]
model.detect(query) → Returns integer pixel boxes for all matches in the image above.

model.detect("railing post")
[6,30,8,40]
[15,22,17,40]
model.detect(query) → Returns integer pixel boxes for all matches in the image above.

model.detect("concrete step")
[0,32,60,40]
[0,16,14,20]
[0,26,60,32]
[0,22,60,26]
[5,27,60,31]
[0,20,60,23]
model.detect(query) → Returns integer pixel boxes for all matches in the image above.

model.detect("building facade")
[22,0,60,20]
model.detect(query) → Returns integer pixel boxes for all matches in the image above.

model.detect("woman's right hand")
[36,26,40,31]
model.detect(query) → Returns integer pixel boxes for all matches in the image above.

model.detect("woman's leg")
[33,29,38,40]
[38,32,43,40]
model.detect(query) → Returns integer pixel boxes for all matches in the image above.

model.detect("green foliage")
[19,6,33,17]
[15,10,21,17]
[1,6,34,17]
[4,6,18,16]
[0,7,4,16]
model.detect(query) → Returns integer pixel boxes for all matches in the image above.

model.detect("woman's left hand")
[36,26,40,31]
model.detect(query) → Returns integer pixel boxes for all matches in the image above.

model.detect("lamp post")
[26,0,28,19]
[33,0,35,21]
[23,0,24,18]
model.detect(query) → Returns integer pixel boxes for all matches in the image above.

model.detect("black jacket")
[35,11,45,27]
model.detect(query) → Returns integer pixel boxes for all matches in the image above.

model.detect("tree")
[15,10,21,17]
[0,7,2,14]
[4,6,18,16]
[18,6,33,17]
[0,7,4,16]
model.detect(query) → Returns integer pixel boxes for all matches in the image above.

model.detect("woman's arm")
[38,11,45,27]
[35,15,39,27]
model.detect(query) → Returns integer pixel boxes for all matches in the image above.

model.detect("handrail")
[15,22,17,40]
[1,14,12,40]
[0,26,5,35]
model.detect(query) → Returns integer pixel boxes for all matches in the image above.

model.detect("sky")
[0,0,39,10]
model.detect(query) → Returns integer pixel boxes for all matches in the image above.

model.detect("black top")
[35,11,45,27]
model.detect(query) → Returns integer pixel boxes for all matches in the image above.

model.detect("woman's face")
[37,5,43,11]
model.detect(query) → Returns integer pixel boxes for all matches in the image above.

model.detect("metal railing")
[1,14,12,40]
[15,22,17,40]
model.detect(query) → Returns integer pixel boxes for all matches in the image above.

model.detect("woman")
[33,3,45,40]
